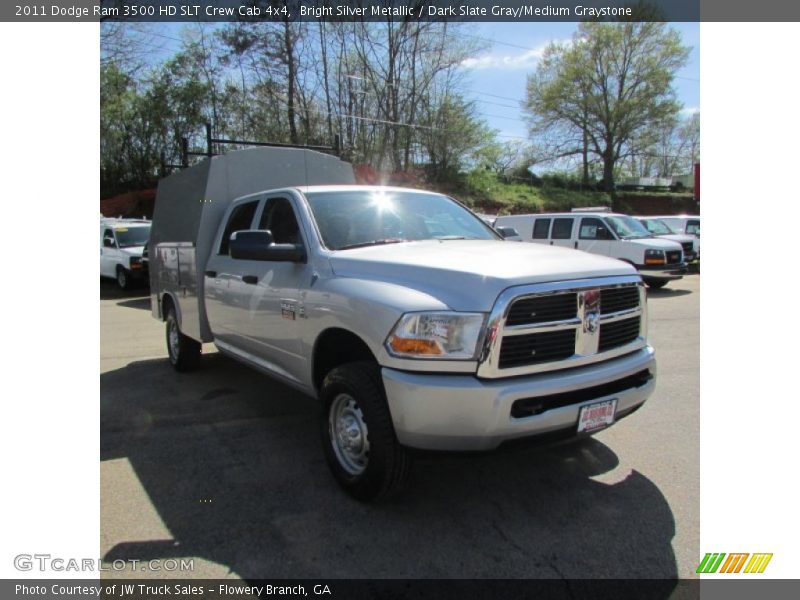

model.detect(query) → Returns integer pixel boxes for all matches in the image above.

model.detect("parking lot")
[100,274,699,579]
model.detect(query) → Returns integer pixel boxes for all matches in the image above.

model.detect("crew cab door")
[206,194,310,385]
[204,198,261,349]
[575,217,614,256]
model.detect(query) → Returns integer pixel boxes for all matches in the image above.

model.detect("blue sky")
[135,21,699,146]
[461,22,700,141]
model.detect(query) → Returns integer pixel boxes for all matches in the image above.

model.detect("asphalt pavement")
[100,274,699,580]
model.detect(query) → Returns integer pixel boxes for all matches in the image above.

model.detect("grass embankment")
[444,172,612,214]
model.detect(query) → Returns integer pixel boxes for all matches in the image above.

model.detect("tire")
[165,307,201,371]
[116,266,130,290]
[320,361,411,501]
[644,278,668,289]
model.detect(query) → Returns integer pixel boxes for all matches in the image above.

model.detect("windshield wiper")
[337,238,408,250]
[434,235,475,240]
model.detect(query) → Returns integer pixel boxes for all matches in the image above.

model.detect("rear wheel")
[321,361,411,501]
[165,308,201,371]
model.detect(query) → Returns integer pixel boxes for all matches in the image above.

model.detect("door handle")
[205,270,217,278]
[574,241,578,249]
[242,275,258,285]
[549,241,553,245]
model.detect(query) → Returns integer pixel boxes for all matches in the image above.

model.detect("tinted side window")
[258,198,301,244]
[219,201,259,255]
[686,220,700,235]
[552,218,574,239]
[579,217,606,240]
[532,218,551,239]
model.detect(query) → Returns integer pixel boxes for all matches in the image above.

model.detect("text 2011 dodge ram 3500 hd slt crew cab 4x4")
[149,148,656,501]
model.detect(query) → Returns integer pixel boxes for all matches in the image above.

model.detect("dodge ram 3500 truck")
[150,147,656,501]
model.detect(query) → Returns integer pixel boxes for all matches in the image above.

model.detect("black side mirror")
[103,237,115,248]
[229,230,306,263]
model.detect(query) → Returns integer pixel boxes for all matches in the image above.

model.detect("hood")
[120,245,145,257]
[623,237,683,251]
[653,233,695,244]
[328,240,636,311]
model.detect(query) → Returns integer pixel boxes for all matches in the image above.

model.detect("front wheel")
[165,308,201,371]
[116,267,130,290]
[320,361,411,501]
[643,278,668,289]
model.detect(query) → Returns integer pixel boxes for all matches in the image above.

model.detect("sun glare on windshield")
[370,190,396,213]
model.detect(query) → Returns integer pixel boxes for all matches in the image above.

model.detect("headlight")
[386,312,485,360]
[644,249,665,265]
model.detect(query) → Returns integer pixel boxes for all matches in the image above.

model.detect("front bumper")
[636,263,687,280]
[382,345,656,451]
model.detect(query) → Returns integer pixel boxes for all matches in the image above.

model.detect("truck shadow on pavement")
[100,279,150,301]
[646,287,692,298]
[101,354,679,580]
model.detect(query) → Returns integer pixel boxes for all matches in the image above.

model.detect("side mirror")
[229,230,306,263]
[103,237,115,248]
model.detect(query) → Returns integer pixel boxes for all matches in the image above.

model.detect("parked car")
[635,217,698,262]
[494,210,686,289]
[150,147,656,501]
[100,217,150,289]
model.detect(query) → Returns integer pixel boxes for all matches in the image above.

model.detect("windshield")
[115,225,150,248]
[304,190,499,250]
[605,216,651,239]
[641,219,675,236]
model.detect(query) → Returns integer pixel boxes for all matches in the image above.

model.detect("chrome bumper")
[637,263,687,280]
[382,345,656,451]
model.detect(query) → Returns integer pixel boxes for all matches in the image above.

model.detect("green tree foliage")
[99,22,491,197]
[525,22,690,191]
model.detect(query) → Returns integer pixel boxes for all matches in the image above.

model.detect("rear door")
[531,218,551,245]
[550,217,575,249]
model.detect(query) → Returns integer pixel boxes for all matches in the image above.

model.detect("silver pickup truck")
[150,147,656,501]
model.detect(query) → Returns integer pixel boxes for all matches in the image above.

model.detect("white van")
[100,217,151,289]
[494,211,686,288]
[635,217,699,262]
[649,215,700,237]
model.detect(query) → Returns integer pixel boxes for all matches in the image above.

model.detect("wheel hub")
[329,393,369,475]
[168,320,180,358]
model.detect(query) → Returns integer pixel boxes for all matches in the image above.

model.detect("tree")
[525,22,690,191]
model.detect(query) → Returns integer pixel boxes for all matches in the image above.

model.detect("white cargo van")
[100,217,150,289]
[494,211,686,288]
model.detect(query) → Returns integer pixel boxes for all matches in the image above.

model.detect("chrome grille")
[499,330,576,369]
[600,287,639,314]
[599,316,641,352]
[506,294,577,326]
[477,276,647,379]
[666,250,682,264]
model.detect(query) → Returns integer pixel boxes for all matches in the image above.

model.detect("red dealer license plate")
[577,398,618,433]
